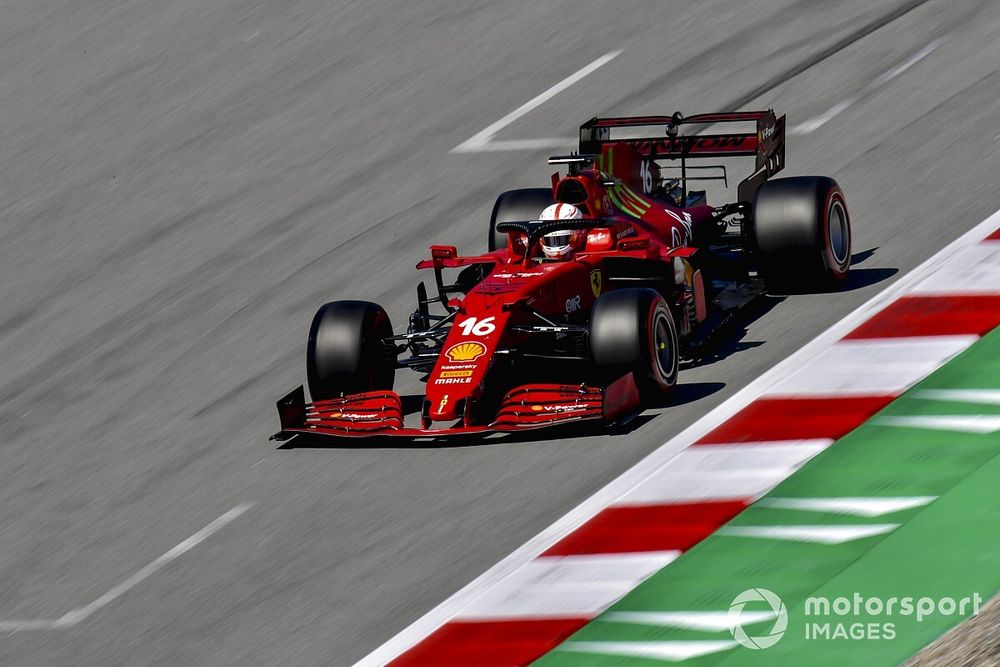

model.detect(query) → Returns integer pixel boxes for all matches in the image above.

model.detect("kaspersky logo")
[445,341,486,362]
[728,588,788,649]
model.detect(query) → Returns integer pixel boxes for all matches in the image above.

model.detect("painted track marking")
[359,208,1000,666]
[790,38,944,135]
[0,503,253,632]
[451,51,621,153]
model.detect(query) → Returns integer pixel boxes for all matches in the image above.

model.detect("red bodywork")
[274,111,785,439]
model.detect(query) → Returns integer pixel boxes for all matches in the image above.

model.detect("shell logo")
[445,341,487,362]
[531,405,543,412]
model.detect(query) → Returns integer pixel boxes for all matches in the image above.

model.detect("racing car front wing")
[270,374,640,441]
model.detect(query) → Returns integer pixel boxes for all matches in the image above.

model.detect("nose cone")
[429,393,459,421]
[425,311,505,425]
[427,352,482,422]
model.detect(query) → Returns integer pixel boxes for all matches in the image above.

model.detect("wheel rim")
[828,199,850,265]
[652,309,675,382]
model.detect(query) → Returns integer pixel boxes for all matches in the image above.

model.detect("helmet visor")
[543,231,576,248]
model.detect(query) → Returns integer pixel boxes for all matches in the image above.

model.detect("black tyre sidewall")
[489,188,554,252]
[590,288,678,401]
[306,301,394,400]
[753,176,851,288]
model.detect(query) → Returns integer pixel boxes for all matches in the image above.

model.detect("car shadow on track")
[851,247,879,265]
[765,266,899,296]
[684,254,897,369]
[682,294,781,370]
[839,267,899,291]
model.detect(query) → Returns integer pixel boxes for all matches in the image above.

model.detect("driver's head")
[539,203,584,260]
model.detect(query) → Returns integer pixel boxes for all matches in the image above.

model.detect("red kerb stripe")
[696,396,894,444]
[388,618,588,667]
[542,500,748,556]
[843,295,1000,339]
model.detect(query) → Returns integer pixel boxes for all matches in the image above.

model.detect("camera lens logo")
[728,588,788,650]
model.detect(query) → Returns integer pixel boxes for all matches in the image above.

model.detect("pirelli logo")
[439,370,473,378]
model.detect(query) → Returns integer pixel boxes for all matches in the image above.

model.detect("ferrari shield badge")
[590,269,602,297]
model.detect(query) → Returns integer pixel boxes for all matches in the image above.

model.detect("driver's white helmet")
[539,203,584,260]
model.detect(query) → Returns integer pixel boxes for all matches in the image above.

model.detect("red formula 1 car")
[272,110,851,441]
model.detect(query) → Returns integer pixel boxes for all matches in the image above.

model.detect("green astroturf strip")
[533,328,1000,666]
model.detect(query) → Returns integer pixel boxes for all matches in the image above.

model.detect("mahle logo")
[728,588,788,649]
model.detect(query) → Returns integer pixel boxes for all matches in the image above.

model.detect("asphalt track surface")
[0,1,998,664]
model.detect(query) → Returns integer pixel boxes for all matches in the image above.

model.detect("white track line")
[358,210,1000,666]
[457,138,575,152]
[791,38,944,135]
[758,496,937,517]
[0,503,253,633]
[452,50,621,153]
[558,640,737,661]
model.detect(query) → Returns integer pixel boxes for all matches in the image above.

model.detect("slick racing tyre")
[306,301,395,401]
[590,288,678,403]
[752,176,851,289]
[488,188,554,252]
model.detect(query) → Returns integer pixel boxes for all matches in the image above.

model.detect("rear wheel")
[488,188,554,252]
[752,176,851,289]
[306,301,395,400]
[590,288,678,403]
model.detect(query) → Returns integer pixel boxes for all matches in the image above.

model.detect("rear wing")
[579,111,785,202]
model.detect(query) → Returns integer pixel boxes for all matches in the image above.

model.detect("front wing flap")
[270,374,639,441]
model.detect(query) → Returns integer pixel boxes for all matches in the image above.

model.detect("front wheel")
[590,288,678,403]
[306,301,395,401]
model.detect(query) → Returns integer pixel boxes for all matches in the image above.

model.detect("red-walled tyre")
[752,176,851,289]
[306,301,395,401]
[590,288,678,403]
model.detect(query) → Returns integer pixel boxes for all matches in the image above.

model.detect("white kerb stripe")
[457,552,679,620]
[909,243,1000,294]
[766,336,976,397]
[651,441,833,471]
[616,441,831,505]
